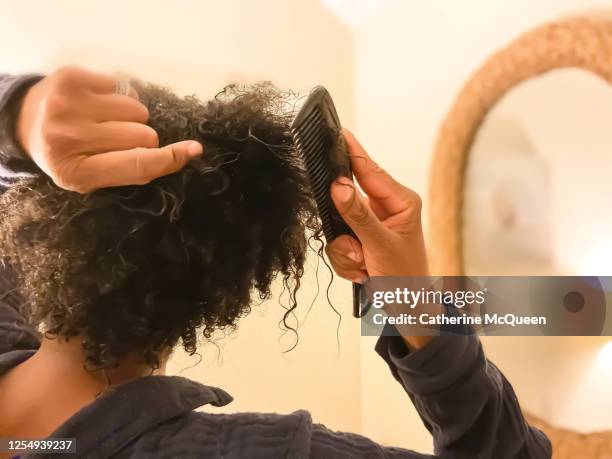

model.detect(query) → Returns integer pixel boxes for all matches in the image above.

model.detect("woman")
[0,67,551,458]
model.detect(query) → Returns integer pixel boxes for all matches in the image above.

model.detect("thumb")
[139,140,204,180]
[75,140,203,192]
[331,177,387,244]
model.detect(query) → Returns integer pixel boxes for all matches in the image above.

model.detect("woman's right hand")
[326,130,428,283]
[326,131,433,348]
[16,66,203,193]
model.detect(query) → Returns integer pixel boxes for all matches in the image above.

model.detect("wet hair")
[0,83,323,370]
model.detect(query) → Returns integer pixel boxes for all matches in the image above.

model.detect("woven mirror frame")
[428,17,612,275]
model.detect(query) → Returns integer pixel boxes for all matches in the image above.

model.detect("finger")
[73,140,203,192]
[87,72,118,94]
[326,234,365,270]
[330,176,388,245]
[81,122,159,154]
[87,93,149,123]
[342,129,415,218]
[325,240,368,283]
[72,68,138,98]
[56,67,117,94]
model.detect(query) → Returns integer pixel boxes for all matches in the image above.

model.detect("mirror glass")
[465,68,612,277]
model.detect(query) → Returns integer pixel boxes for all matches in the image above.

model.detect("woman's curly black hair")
[0,83,324,370]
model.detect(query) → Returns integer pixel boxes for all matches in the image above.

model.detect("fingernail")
[347,250,361,263]
[187,142,203,158]
[334,178,354,203]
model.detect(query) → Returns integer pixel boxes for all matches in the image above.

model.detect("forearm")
[375,328,551,458]
[0,74,43,183]
[393,302,443,350]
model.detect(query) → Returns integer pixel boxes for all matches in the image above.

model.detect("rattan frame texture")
[428,17,612,275]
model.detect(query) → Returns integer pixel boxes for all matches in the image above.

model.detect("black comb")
[290,86,362,318]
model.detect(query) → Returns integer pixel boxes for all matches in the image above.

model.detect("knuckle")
[45,94,69,118]
[53,177,71,190]
[412,193,423,211]
[363,161,385,179]
[171,148,182,166]
[133,149,147,178]
[51,66,81,91]
[325,254,348,275]
[325,240,340,257]
[48,163,73,191]
[50,158,95,194]
[52,173,81,193]
[54,66,78,78]
[138,104,150,123]
[350,201,371,227]
[167,145,184,167]
[69,182,91,194]
[325,246,345,267]
[335,257,358,271]
[405,190,422,213]
[141,127,159,149]
[132,149,155,184]
[42,125,70,149]
[326,237,353,260]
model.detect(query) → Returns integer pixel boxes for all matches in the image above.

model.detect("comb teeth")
[292,122,335,240]
[291,86,362,319]
[291,88,351,242]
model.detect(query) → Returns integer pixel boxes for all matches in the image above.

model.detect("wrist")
[1,75,43,161]
[13,82,38,159]
[397,301,442,349]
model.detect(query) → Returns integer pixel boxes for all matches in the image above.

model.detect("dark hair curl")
[0,83,322,369]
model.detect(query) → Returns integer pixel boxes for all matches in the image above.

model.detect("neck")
[37,335,168,385]
[0,335,168,439]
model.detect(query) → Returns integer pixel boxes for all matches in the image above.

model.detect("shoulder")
[125,409,314,458]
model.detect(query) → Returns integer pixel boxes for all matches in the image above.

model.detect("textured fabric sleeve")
[0,74,44,184]
[309,422,434,459]
[0,75,42,354]
[374,328,552,458]
[0,258,41,355]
